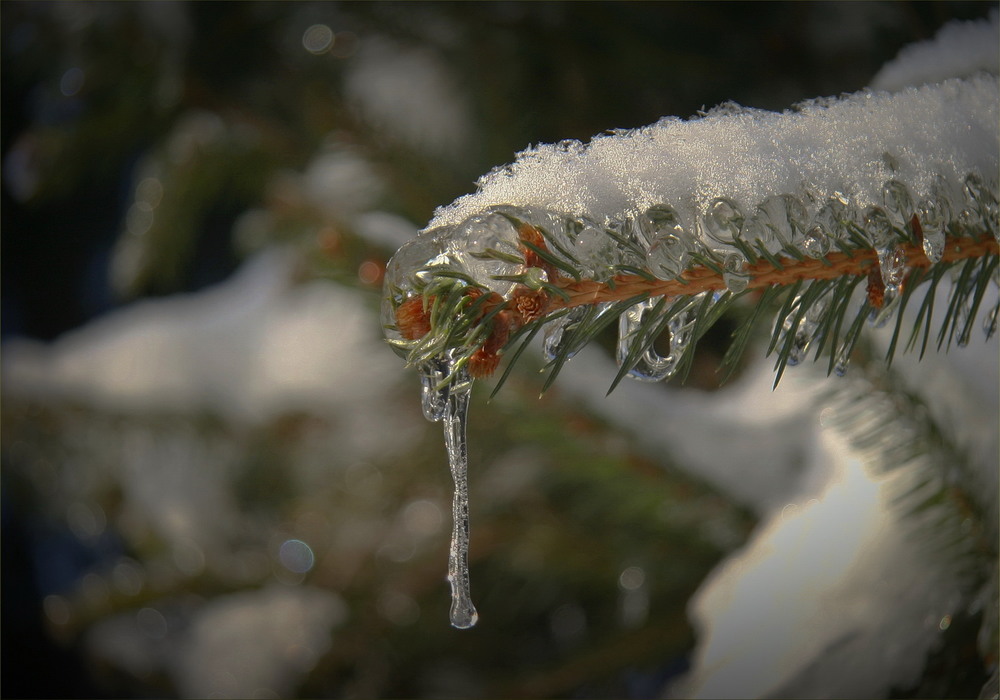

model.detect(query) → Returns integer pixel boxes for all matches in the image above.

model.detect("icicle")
[441,366,479,629]
[419,358,451,422]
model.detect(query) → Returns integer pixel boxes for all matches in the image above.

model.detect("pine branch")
[549,236,996,310]
[383,198,998,394]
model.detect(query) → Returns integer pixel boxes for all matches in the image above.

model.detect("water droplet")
[442,367,478,629]
[703,197,744,245]
[722,252,750,292]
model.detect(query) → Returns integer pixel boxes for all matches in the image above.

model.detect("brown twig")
[549,236,999,310]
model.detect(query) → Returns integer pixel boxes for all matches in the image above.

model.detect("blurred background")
[2,2,996,698]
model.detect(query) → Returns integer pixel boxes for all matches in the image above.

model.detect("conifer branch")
[549,236,998,310]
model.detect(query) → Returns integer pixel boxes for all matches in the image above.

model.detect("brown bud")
[866,264,885,309]
[510,287,550,325]
[469,311,512,378]
[395,296,432,339]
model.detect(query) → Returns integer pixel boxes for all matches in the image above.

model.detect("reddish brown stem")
[549,236,999,310]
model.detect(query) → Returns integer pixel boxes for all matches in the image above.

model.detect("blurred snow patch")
[344,35,472,159]
[871,11,999,92]
[86,586,345,698]
[674,429,963,699]
[3,247,407,430]
[175,584,345,698]
[354,210,420,250]
[303,147,385,219]
[557,349,828,514]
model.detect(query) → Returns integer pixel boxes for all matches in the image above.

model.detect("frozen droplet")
[918,175,954,262]
[722,252,750,292]
[918,202,947,263]
[566,216,615,279]
[802,226,831,258]
[542,305,612,362]
[780,290,830,366]
[641,204,695,280]
[739,210,777,250]
[864,206,895,249]
[811,194,855,242]
[382,229,449,355]
[756,194,807,247]
[703,197,744,246]
[870,291,903,329]
[442,367,478,629]
[617,299,673,381]
[450,210,523,296]
[882,179,914,227]
[522,266,549,289]
[963,172,999,238]
[869,244,908,329]
[833,347,851,377]
[879,245,907,292]
[616,299,696,382]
